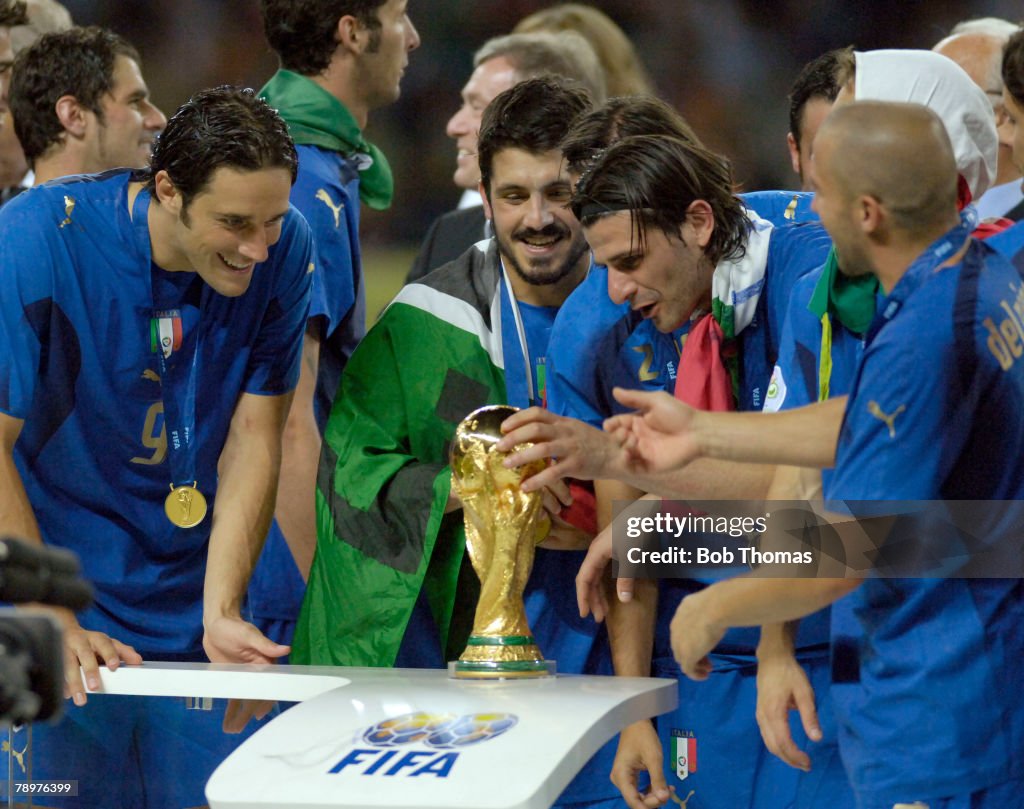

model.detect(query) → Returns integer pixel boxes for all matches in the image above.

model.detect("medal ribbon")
[131,190,204,502]
[499,265,538,409]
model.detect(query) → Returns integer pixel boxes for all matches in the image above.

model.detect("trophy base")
[448,659,557,680]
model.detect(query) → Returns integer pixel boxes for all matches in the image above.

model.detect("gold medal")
[164,482,207,528]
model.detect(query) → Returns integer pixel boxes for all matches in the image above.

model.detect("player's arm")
[0,412,142,705]
[595,480,671,809]
[499,406,776,500]
[273,326,321,580]
[605,389,846,472]
[203,390,293,664]
[672,576,859,680]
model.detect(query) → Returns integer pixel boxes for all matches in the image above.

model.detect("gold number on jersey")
[130,402,167,466]
[632,343,659,382]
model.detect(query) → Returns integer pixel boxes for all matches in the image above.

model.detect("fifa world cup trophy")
[449,405,554,679]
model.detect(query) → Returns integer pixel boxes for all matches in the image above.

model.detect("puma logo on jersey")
[784,194,799,220]
[2,740,26,773]
[671,790,696,808]
[867,401,905,438]
[59,195,76,229]
[142,369,161,383]
[315,189,345,228]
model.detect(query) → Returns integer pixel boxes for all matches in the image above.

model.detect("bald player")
[935,17,1023,220]
[595,101,1024,809]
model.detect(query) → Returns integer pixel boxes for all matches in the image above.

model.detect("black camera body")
[0,538,93,725]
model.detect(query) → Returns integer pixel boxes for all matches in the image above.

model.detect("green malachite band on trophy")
[456,660,551,672]
[466,635,535,647]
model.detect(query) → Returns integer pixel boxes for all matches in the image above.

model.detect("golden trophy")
[449,405,555,679]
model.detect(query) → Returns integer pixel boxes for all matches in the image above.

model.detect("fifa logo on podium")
[328,712,518,779]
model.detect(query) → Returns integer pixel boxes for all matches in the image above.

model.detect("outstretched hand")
[605,388,704,473]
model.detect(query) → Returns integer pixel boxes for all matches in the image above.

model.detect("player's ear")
[685,199,715,249]
[153,170,183,216]
[857,194,883,234]
[480,180,493,221]
[54,95,89,139]
[337,14,369,56]
[786,132,801,177]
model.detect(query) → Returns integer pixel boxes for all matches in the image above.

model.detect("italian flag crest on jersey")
[151,310,183,359]
[671,729,697,780]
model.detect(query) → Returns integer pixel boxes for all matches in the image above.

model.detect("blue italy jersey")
[291,144,365,430]
[826,240,1024,805]
[0,171,312,658]
[248,145,365,636]
[763,268,867,416]
[547,206,829,427]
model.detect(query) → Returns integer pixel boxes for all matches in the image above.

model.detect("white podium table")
[88,663,677,809]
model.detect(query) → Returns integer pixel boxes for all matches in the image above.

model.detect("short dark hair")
[143,86,298,214]
[0,0,27,27]
[10,26,140,163]
[1003,29,1024,107]
[572,134,748,266]
[787,48,845,151]
[260,0,386,75]
[561,95,702,176]
[477,76,593,194]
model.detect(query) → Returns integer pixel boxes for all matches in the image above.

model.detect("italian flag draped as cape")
[292,242,506,665]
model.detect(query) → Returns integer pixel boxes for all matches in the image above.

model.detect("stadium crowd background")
[60,0,1023,305]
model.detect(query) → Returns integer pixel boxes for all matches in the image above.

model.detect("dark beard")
[496,223,589,287]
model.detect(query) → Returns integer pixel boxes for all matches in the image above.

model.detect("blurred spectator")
[0,0,71,193]
[513,2,655,96]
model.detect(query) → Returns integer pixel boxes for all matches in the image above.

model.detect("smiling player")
[0,85,312,808]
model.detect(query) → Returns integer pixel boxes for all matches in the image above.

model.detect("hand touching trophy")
[449,405,555,679]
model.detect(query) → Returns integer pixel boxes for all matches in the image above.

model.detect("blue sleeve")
[547,268,624,425]
[243,208,314,395]
[291,147,359,337]
[763,271,823,412]
[0,195,62,418]
[739,190,819,225]
[763,224,831,347]
[829,327,959,500]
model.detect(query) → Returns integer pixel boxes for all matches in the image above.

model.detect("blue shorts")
[17,695,273,808]
[655,653,854,809]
